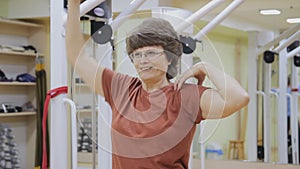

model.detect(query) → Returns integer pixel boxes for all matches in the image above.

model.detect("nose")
[139,53,149,63]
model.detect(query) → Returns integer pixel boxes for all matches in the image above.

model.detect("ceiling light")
[286,18,300,23]
[259,9,281,15]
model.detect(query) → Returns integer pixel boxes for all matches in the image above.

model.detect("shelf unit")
[0,51,42,56]
[74,82,94,111]
[0,18,46,169]
[73,78,99,165]
[0,112,36,117]
[78,152,98,164]
[0,82,36,86]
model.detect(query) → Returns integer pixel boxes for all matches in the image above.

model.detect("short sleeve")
[101,68,114,104]
[195,85,210,123]
[101,68,138,107]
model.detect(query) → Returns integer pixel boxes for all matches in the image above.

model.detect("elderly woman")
[66,0,249,168]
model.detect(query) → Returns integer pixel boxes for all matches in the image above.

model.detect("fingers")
[174,66,196,90]
[174,62,206,90]
[174,71,190,91]
[174,75,184,91]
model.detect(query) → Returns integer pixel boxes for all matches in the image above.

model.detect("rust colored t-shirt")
[102,68,208,169]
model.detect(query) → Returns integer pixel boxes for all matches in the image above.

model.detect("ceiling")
[161,0,300,32]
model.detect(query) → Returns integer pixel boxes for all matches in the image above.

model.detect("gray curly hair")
[126,18,182,80]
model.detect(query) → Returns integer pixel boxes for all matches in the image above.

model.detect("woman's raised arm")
[66,0,105,96]
[175,62,249,119]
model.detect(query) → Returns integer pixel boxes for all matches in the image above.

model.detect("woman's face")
[130,45,170,82]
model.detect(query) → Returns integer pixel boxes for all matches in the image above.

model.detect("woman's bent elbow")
[241,92,250,107]
[222,93,249,118]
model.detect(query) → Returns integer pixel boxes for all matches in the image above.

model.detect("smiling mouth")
[139,66,153,72]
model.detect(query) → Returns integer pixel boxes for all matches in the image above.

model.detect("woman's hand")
[174,62,207,91]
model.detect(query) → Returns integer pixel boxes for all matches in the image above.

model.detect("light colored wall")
[112,0,158,12]
[6,0,49,19]
[115,19,140,75]
[0,0,8,17]
[193,23,248,159]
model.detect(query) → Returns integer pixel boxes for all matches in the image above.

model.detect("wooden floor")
[78,159,300,169]
[193,159,300,169]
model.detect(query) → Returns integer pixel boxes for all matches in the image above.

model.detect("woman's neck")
[142,77,170,92]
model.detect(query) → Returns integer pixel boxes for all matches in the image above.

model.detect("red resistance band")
[42,86,68,169]
[291,88,298,92]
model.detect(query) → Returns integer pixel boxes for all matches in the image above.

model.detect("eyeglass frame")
[129,49,165,62]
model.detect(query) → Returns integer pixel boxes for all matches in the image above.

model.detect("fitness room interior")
[0,0,300,169]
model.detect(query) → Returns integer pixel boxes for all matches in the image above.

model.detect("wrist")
[193,62,207,78]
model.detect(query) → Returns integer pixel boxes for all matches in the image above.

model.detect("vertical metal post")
[263,63,271,162]
[50,0,68,168]
[96,42,113,169]
[247,31,258,161]
[290,53,299,164]
[63,98,78,169]
[278,41,288,163]
[198,121,206,169]
[92,42,97,169]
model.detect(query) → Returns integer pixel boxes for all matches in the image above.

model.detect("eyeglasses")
[129,50,164,62]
